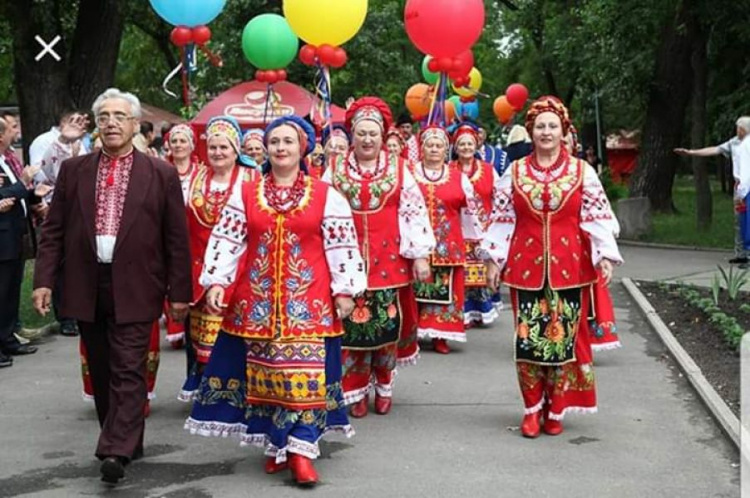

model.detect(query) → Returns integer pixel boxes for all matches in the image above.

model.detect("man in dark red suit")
[32,88,192,485]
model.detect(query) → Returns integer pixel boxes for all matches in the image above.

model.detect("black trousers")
[0,257,24,351]
[78,264,152,462]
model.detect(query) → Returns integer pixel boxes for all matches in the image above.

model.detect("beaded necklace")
[264,171,306,213]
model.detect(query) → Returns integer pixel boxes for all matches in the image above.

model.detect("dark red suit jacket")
[33,149,192,324]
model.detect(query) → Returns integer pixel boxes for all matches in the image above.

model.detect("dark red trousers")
[78,264,151,462]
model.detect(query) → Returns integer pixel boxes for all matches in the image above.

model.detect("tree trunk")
[689,17,712,231]
[6,0,124,160]
[7,0,70,161]
[628,2,695,212]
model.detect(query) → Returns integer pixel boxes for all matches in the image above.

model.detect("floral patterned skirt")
[415,266,466,342]
[81,320,160,401]
[179,305,222,402]
[185,331,352,463]
[511,285,596,419]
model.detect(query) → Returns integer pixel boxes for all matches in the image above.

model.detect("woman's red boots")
[289,453,318,486]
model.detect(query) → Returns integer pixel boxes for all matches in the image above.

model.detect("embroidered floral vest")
[413,163,466,267]
[331,153,411,289]
[187,166,248,304]
[502,156,597,291]
[222,177,344,341]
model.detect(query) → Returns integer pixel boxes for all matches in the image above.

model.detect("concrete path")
[0,246,741,497]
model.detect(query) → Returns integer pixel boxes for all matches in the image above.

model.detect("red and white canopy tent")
[191,80,346,160]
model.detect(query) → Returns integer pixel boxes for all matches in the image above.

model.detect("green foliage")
[599,168,628,203]
[717,265,749,301]
[675,284,746,350]
[710,274,721,306]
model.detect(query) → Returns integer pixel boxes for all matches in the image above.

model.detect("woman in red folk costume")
[450,123,500,328]
[482,96,623,438]
[186,116,366,487]
[322,97,435,417]
[412,126,483,354]
[178,116,254,402]
[386,127,407,159]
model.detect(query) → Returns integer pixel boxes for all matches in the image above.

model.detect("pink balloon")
[405,0,485,58]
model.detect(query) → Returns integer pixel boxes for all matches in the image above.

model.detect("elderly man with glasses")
[32,88,192,485]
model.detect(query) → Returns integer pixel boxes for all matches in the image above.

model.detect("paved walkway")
[620,244,739,287]
[0,246,740,497]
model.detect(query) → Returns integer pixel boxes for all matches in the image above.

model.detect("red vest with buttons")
[502,156,597,291]
[331,152,412,289]
[413,163,466,267]
[222,177,345,341]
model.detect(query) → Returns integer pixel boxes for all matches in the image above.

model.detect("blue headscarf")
[262,116,316,175]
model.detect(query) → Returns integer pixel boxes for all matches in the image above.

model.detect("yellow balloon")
[452,67,483,98]
[283,0,368,47]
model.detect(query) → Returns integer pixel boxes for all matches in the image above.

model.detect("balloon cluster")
[404,0,485,125]
[493,83,530,125]
[149,0,226,107]
[298,44,348,69]
[241,14,298,84]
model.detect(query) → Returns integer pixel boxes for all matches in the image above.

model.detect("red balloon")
[256,70,268,83]
[506,83,530,111]
[453,50,474,74]
[170,26,193,47]
[404,0,485,58]
[453,76,469,87]
[191,25,211,45]
[436,57,453,72]
[427,58,439,72]
[299,44,316,66]
[317,44,336,66]
[330,47,348,69]
[460,96,475,103]
[276,69,288,81]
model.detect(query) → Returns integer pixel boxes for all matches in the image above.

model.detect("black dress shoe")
[729,256,749,265]
[3,344,38,355]
[100,457,125,484]
[0,353,12,368]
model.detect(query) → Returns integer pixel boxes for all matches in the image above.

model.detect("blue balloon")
[149,0,227,27]
[461,101,480,120]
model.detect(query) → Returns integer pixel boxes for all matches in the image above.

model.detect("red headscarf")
[345,97,393,136]
[524,95,572,136]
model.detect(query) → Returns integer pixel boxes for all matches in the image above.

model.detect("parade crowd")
[3,85,663,488]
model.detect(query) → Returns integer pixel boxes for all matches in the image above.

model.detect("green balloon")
[242,14,298,70]
[421,56,439,85]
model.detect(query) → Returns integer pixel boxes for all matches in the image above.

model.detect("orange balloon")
[405,83,432,118]
[445,100,456,123]
[493,96,515,124]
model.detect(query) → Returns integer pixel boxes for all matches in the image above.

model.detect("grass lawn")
[19,260,55,330]
[639,176,735,249]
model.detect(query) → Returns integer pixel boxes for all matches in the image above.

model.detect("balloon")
[452,67,483,97]
[421,56,439,85]
[461,100,479,120]
[299,44,316,65]
[427,58,439,73]
[493,96,515,124]
[330,47,348,68]
[405,83,432,118]
[506,83,530,111]
[404,0,484,58]
[242,14,299,70]
[317,44,337,66]
[170,27,193,47]
[453,50,474,75]
[284,0,368,47]
[191,26,212,45]
[150,0,226,28]
[448,96,462,120]
[445,100,457,123]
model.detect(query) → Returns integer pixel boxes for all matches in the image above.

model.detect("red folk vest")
[331,153,412,289]
[222,177,344,342]
[413,163,466,267]
[187,166,248,304]
[502,156,597,291]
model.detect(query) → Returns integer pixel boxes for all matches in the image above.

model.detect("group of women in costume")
[85,95,622,487]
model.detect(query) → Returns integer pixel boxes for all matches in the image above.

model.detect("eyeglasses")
[95,113,134,126]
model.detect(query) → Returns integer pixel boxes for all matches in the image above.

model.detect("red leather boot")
[543,418,564,436]
[520,411,541,438]
[433,338,451,354]
[264,457,288,474]
[349,394,368,418]
[374,394,392,415]
[289,453,318,486]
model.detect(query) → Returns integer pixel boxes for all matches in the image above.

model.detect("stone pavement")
[0,246,741,497]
